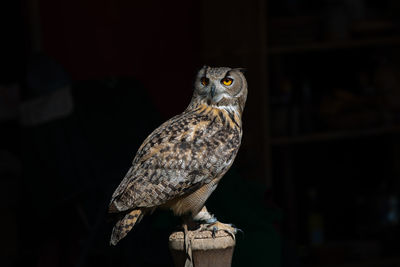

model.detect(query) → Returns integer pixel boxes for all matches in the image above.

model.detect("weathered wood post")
[169,230,236,267]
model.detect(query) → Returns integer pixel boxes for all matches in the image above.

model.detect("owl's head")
[190,66,248,114]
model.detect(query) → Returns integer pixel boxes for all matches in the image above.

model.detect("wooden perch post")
[169,230,236,267]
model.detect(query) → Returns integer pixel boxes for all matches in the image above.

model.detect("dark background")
[1,0,400,266]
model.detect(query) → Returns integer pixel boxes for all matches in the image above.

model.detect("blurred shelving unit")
[264,0,400,266]
[196,1,400,264]
[268,36,400,55]
[270,125,400,145]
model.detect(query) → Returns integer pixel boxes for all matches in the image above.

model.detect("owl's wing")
[109,111,230,213]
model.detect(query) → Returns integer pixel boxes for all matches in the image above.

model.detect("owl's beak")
[210,84,216,98]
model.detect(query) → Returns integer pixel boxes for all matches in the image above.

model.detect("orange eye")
[200,77,209,86]
[221,78,233,86]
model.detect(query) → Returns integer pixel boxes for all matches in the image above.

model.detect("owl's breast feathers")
[109,104,242,213]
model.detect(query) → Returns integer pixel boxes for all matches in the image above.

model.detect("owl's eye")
[221,77,233,86]
[200,77,209,86]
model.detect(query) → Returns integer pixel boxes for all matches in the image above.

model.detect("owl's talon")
[229,223,243,235]
[212,226,217,238]
[198,221,238,241]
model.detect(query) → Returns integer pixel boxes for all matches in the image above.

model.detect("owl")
[109,66,247,246]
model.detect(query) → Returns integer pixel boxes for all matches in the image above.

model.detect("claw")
[206,221,237,240]
[236,228,244,235]
[212,226,217,238]
[225,229,236,241]
[191,220,239,241]
[229,224,244,235]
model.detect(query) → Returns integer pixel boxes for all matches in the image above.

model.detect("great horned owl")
[109,66,247,245]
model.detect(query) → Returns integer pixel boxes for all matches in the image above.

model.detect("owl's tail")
[110,209,143,245]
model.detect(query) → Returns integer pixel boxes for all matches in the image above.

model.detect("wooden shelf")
[270,126,400,145]
[268,36,400,55]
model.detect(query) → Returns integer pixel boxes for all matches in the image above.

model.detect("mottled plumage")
[109,66,247,245]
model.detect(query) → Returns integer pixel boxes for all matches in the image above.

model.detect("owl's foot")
[192,207,240,240]
[198,221,240,240]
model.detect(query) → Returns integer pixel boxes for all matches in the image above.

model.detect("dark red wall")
[38,0,200,116]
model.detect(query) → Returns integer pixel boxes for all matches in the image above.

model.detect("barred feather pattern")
[110,209,143,245]
[110,105,241,211]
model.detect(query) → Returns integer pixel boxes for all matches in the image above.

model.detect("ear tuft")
[235,68,246,74]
